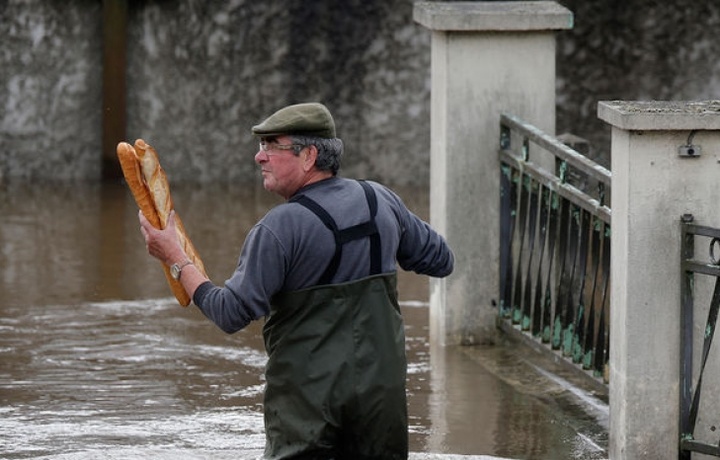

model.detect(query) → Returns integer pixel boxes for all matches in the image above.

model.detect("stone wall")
[124,0,430,184]
[0,0,102,181]
[2,0,719,183]
[556,0,720,167]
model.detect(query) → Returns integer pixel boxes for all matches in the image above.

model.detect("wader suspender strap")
[290,181,381,285]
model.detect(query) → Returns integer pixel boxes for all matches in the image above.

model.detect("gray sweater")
[194,177,454,333]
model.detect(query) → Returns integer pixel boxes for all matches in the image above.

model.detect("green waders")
[262,273,408,459]
[261,181,408,459]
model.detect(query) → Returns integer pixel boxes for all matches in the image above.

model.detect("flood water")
[0,180,608,459]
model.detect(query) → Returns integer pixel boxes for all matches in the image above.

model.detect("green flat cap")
[252,102,336,139]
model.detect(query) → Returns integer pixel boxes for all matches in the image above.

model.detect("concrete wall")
[0,0,102,181]
[1,0,431,184]
[124,0,433,184]
[556,0,720,168]
[4,0,720,184]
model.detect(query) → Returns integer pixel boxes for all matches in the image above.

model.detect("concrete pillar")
[598,100,720,459]
[413,2,573,346]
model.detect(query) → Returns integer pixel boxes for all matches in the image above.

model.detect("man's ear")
[303,145,318,171]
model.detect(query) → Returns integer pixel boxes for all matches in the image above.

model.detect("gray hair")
[291,135,344,175]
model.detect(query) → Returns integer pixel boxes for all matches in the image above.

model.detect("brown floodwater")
[0,180,608,459]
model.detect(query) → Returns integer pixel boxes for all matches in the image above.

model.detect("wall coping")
[598,100,720,131]
[413,1,573,32]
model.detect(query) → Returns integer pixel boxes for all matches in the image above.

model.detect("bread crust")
[116,140,207,306]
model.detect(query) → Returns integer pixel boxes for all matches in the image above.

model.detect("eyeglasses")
[258,141,305,152]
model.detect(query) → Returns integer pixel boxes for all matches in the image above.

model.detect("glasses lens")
[258,142,303,153]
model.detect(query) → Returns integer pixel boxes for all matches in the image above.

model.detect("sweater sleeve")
[376,184,453,278]
[192,281,258,334]
[396,214,454,277]
[192,222,288,334]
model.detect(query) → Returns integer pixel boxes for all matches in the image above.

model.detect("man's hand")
[139,210,186,266]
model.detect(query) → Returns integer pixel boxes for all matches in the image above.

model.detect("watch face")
[170,264,180,280]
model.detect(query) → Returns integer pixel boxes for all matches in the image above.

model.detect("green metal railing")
[498,113,611,388]
[680,215,720,458]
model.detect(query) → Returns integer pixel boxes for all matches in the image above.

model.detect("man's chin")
[262,179,275,193]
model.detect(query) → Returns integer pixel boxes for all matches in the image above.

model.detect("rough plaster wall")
[0,0,102,181]
[125,0,430,185]
[555,0,720,168]
[3,0,720,183]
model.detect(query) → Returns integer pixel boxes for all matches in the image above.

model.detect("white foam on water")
[2,406,265,458]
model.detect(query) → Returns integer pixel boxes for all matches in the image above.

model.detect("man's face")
[254,135,307,199]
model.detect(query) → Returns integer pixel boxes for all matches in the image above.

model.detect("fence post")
[598,100,720,459]
[413,2,573,346]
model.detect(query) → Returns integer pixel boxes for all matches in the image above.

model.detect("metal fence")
[680,216,720,458]
[498,113,612,388]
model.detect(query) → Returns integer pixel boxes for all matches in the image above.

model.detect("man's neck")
[303,170,334,188]
[287,173,335,199]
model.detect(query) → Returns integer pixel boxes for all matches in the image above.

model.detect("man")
[140,102,454,459]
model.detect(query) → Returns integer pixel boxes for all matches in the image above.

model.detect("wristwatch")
[170,260,193,280]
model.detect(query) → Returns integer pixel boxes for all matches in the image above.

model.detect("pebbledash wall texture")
[2,0,720,184]
[0,1,103,181]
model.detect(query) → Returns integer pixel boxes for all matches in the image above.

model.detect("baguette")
[116,140,207,307]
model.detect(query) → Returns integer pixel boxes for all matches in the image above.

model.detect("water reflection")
[0,181,607,459]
